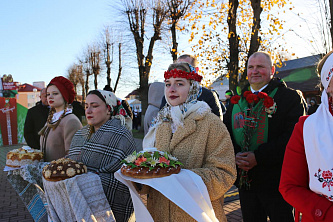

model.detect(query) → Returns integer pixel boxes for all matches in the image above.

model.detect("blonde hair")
[38,103,69,135]
[168,62,191,72]
[177,54,198,67]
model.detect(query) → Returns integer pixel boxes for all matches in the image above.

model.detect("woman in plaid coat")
[69,89,135,222]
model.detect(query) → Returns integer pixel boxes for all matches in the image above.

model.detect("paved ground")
[0,143,243,222]
[0,145,34,222]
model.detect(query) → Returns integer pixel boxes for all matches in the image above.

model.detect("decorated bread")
[6,146,44,168]
[42,158,87,181]
[121,148,182,179]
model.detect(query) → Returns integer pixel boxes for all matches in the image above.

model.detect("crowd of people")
[17,50,333,221]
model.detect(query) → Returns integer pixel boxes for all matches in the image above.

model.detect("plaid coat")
[69,119,136,222]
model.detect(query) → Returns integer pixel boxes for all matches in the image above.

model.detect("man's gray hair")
[249,51,273,67]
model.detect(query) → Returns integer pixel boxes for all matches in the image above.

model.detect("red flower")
[257,92,268,99]
[243,91,252,97]
[231,95,241,104]
[119,109,126,116]
[159,156,170,165]
[263,97,274,108]
[135,156,147,166]
[246,94,258,104]
[323,170,332,180]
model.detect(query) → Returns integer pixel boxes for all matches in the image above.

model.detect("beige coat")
[147,108,236,222]
[40,114,82,161]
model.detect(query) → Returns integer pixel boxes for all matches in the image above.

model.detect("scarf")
[304,91,333,200]
[303,53,333,201]
[51,108,72,123]
[89,90,132,131]
[143,81,203,149]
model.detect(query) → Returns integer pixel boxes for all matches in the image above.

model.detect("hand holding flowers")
[231,91,277,189]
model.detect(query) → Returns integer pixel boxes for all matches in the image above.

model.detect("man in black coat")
[24,88,49,149]
[224,52,306,222]
[160,54,223,119]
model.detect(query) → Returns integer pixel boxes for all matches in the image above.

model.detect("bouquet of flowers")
[231,91,277,189]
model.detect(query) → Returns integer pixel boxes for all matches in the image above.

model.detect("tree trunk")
[241,0,262,86]
[85,71,90,96]
[106,43,113,87]
[329,0,333,48]
[81,84,85,104]
[227,0,239,94]
[94,73,98,89]
[114,43,122,92]
[170,21,178,62]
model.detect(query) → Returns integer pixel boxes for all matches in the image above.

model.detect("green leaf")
[236,86,242,95]
[153,151,161,159]
[128,163,137,168]
[143,152,151,158]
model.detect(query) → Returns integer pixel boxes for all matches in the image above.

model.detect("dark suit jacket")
[24,101,49,149]
[72,101,85,122]
[224,78,306,191]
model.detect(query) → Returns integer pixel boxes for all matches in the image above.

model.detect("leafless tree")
[319,0,333,52]
[121,0,168,115]
[67,63,84,101]
[79,46,93,97]
[67,63,80,96]
[88,44,102,90]
[166,0,194,61]
[101,26,115,89]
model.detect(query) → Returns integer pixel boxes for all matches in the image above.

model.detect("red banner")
[2,81,17,90]
[0,97,18,145]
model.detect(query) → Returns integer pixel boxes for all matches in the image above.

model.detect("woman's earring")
[107,105,112,115]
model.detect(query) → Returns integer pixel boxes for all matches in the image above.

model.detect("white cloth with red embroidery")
[303,55,333,201]
[115,169,218,222]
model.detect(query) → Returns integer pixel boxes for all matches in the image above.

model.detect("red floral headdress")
[164,68,203,82]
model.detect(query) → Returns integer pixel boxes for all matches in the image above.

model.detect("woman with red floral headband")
[279,51,333,221]
[142,62,236,222]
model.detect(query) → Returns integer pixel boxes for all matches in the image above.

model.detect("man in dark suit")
[224,52,306,222]
[24,88,49,149]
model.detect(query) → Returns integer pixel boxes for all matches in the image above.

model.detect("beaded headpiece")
[164,68,203,82]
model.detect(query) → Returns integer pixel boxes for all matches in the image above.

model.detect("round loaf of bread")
[121,165,181,179]
[6,146,43,168]
[42,158,87,181]
[121,148,182,179]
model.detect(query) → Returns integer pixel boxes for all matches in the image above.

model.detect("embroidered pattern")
[314,168,333,200]
[326,67,333,81]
